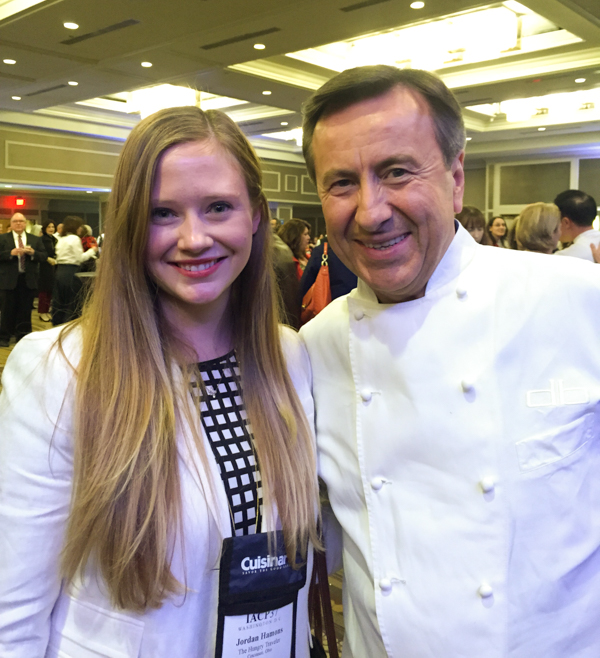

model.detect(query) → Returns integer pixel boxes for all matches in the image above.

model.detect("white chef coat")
[0,325,315,658]
[555,228,600,261]
[300,224,600,658]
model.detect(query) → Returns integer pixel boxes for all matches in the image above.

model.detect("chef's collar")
[354,220,478,305]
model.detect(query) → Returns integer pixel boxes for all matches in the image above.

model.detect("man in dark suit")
[0,213,47,346]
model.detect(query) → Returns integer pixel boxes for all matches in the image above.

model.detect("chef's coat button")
[461,379,474,393]
[354,310,365,321]
[371,477,384,491]
[478,583,493,599]
[379,578,392,593]
[360,389,372,403]
[480,477,495,494]
[456,286,467,299]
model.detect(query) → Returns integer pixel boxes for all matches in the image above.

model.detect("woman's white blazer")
[0,325,315,658]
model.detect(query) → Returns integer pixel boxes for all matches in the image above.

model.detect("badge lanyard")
[215,530,307,658]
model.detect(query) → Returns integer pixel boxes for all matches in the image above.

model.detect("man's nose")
[355,180,391,232]
[177,212,213,252]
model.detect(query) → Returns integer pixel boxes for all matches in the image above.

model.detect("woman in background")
[488,215,509,248]
[515,202,561,254]
[37,220,58,322]
[456,206,491,245]
[78,224,98,252]
[51,215,97,325]
[77,224,99,272]
[278,218,311,278]
[0,106,319,657]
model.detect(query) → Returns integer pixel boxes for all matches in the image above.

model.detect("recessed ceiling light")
[254,43,266,50]
[141,61,152,68]
[262,90,272,95]
[575,77,586,83]
[3,59,16,65]
[538,127,546,131]
[63,22,79,29]
[280,121,289,126]
[410,1,425,8]
[68,81,78,86]
[86,190,93,193]
[4,184,12,188]
[466,136,472,141]
[11,96,21,100]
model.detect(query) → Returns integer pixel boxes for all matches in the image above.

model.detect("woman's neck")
[160,295,234,362]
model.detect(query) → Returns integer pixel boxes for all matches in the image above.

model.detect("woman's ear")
[252,210,261,235]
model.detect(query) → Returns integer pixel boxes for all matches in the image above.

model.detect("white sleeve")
[56,236,85,265]
[0,329,78,657]
[81,247,96,262]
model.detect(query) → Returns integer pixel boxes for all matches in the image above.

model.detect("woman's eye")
[209,202,232,214]
[151,207,175,221]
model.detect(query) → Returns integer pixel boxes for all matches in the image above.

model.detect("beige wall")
[499,162,570,205]
[463,168,486,211]
[579,159,600,204]
[261,160,320,206]
[0,124,121,189]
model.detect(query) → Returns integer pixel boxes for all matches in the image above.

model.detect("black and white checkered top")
[192,351,263,536]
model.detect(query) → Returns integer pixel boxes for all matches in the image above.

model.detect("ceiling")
[2,0,600,177]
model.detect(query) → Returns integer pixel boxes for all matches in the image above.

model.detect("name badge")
[215,531,307,658]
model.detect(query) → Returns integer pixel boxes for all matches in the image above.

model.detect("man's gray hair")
[302,65,466,182]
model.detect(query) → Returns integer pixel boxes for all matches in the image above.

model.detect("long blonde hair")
[59,106,319,611]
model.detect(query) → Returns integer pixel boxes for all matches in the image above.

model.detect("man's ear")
[452,151,465,215]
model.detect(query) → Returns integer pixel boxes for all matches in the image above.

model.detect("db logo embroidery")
[526,379,589,408]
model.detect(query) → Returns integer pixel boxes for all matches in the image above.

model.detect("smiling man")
[299,66,600,658]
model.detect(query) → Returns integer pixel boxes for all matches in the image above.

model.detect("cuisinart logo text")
[240,554,288,573]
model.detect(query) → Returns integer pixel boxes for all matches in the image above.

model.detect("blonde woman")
[0,107,319,657]
[515,202,561,254]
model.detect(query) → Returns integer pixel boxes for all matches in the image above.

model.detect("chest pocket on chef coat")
[47,596,144,658]
[515,412,594,472]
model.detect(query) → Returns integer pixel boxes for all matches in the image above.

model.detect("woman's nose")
[177,212,213,252]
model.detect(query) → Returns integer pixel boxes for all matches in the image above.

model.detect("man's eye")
[386,168,408,179]
[330,179,353,190]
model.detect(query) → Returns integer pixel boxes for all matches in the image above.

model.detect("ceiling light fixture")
[466,137,472,140]
[254,43,266,50]
[141,61,152,68]
[11,96,21,100]
[199,92,248,110]
[3,58,16,65]
[4,184,12,188]
[410,1,425,8]
[86,190,93,193]
[63,22,78,29]
[286,5,580,78]
[280,121,289,125]
[262,90,272,95]
[128,84,197,119]
[575,78,586,83]
[263,128,303,146]
[68,81,78,86]
[538,127,546,131]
